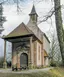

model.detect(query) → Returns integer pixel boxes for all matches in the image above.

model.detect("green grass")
[49,67,64,77]
[0,67,64,77]
[0,72,54,77]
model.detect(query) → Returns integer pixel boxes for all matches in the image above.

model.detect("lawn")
[49,67,64,77]
[0,67,64,77]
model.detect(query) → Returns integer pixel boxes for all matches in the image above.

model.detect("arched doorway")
[20,53,28,68]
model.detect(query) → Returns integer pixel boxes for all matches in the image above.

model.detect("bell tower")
[29,5,38,23]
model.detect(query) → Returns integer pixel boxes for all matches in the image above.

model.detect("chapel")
[3,5,50,70]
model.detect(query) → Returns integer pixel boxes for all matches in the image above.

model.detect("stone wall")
[12,39,45,68]
[12,42,30,68]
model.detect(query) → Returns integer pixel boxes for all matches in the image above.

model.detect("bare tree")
[38,0,64,65]
[49,32,62,66]
[54,0,64,65]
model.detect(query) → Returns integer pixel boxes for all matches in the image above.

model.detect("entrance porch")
[3,35,34,70]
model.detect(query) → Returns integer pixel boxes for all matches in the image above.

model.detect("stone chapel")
[3,5,50,70]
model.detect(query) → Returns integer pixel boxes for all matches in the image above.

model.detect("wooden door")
[20,53,28,67]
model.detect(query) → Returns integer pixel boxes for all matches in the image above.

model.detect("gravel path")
[0,67,53,74]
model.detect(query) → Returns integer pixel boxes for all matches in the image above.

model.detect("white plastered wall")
[43,35,50,66]
[43,35,50,53]
[44,57,49,66]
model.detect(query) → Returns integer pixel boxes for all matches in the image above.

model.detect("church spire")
[29,5,38,23]
[29,5,38,15]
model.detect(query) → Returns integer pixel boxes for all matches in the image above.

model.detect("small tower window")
[31,15,35,21]
[31,15,37,22]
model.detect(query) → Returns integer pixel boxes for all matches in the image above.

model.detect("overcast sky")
[0,0,64,57]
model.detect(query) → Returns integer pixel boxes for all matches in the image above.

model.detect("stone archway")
[20,53,28,68]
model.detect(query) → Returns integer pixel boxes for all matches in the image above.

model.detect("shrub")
[50,61,57,67]
[7,61,11,68]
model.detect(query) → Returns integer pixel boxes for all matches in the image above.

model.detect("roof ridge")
[22,22,34,34]
[2,22,33,39]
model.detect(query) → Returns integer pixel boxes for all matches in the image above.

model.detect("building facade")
[3,5,50,69]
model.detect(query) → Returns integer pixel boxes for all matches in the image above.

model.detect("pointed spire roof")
[29,5,38,16]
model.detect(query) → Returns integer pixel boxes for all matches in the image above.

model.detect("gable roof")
[3,5,50,44]
[3,22,33,39]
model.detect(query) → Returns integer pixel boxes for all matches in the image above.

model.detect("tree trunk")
[54,0,64,65]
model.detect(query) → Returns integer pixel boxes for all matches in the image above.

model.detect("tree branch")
[38,5,63,24]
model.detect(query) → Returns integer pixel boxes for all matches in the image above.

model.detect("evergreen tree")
[0,3,6,34]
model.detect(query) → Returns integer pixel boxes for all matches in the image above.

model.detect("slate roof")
[3,22,33,39]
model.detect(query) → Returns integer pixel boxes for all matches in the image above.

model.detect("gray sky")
[0,0,64,57]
